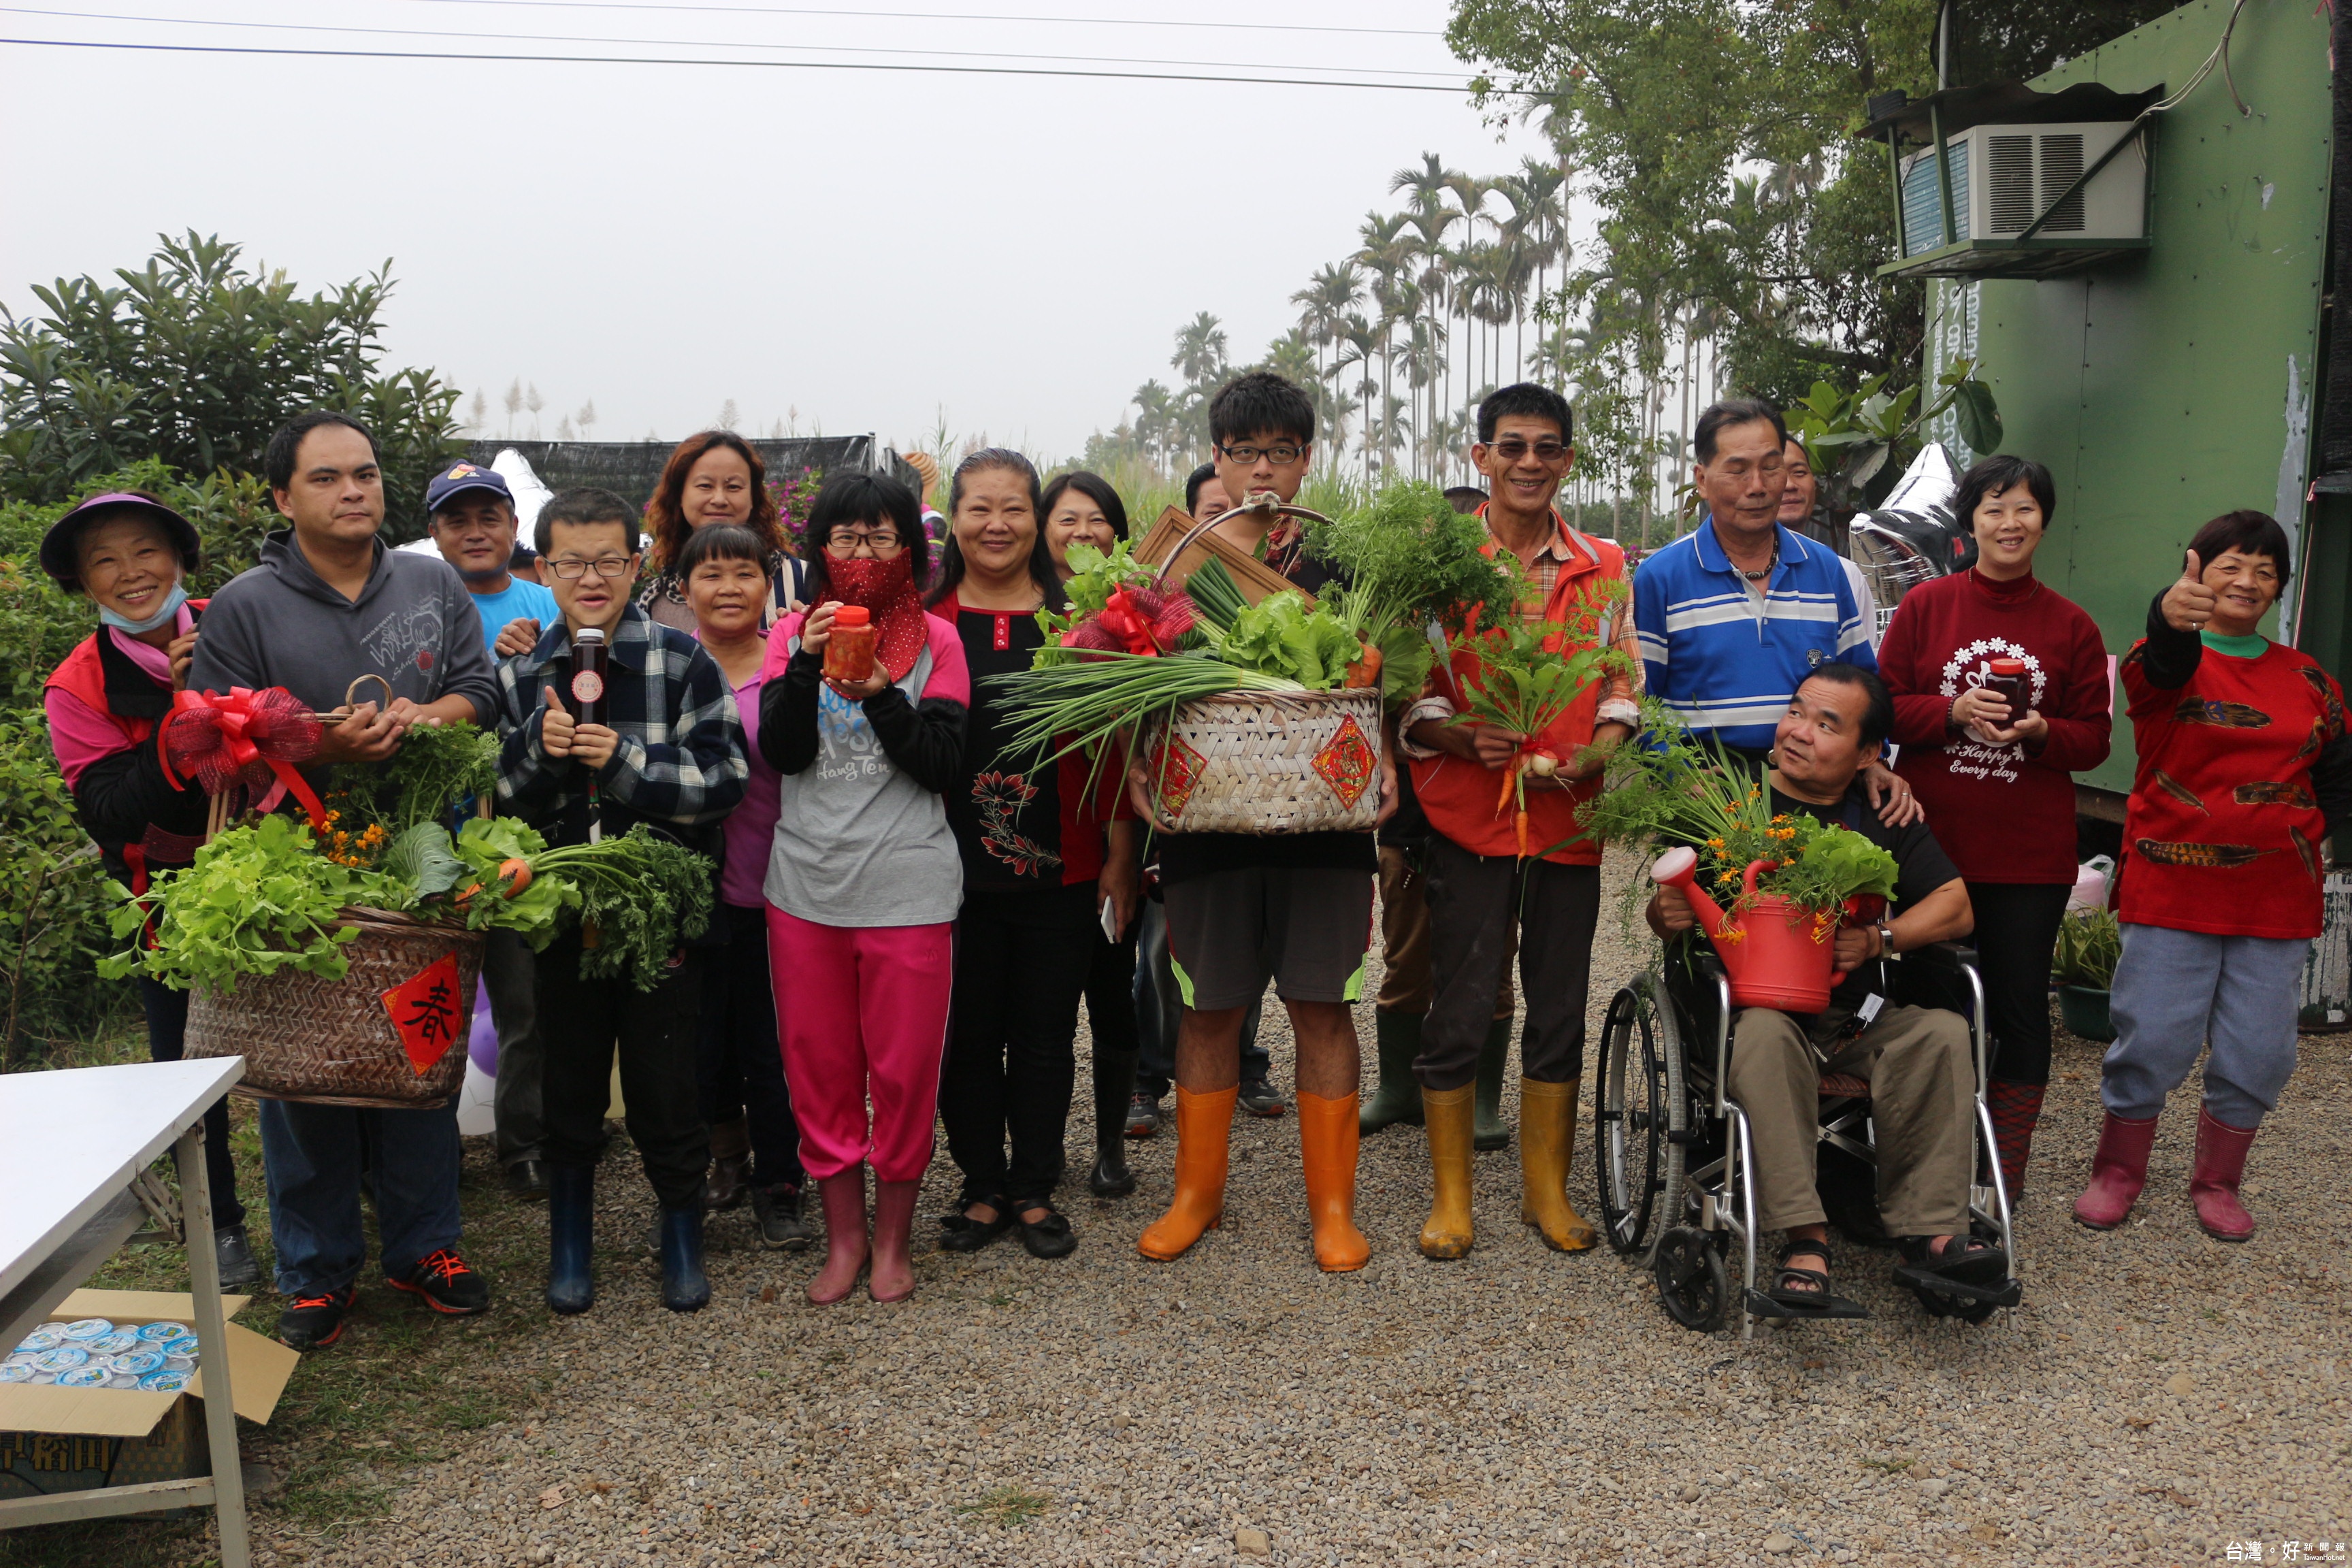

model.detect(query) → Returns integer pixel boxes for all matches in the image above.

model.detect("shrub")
[0,710,125,1064]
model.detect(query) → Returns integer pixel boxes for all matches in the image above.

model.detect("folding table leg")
[179,1122,250,1568]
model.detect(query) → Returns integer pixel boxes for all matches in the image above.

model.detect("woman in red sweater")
[2074,511,2350,1241]
[1878,455,2111,1196]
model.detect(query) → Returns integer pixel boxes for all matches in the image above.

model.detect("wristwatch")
[1876,922,1897,958]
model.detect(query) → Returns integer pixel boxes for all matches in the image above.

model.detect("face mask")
[99,583,188,635]
[827,551,916,607]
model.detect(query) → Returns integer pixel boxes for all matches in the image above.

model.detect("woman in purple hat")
[37,489,261,1288]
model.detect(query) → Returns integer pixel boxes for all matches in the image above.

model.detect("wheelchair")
[1591,934,2022,1337]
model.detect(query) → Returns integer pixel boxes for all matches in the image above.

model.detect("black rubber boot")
[1360,1011,1427,1133]
[545,1165,595,1316]
[659,1205,710,1312]
[1091,1045,1139,1197]
[1473,1019,1512,1151]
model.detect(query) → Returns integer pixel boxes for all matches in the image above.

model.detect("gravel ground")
[251,864,2348,1568]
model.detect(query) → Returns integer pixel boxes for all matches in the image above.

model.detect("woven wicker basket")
[1140,687,1384,834]
[184,908,485,1108]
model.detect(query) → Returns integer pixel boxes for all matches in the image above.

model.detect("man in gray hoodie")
[190,411,501,1350]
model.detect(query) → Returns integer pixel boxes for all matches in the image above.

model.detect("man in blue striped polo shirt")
[1634,398,1917,819]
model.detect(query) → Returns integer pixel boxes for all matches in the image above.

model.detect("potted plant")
[2051,904,2122,1042]
[1578,711,1902,1011]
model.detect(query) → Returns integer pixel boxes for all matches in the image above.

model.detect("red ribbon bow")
[157,687,328,826]
[1096,588,1163,657]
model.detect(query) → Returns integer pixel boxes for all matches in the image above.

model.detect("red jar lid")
[834,605,871,626]
[1987,656,2027,676]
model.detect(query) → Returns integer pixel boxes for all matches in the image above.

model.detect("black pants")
[941,884,1098,1207]
[1414,836,1600,1092]
[697,902,806,1190]
[1084,924,1140,1149]
[1965,880,2072,1087]
[140,979,245,1230]
[536,933,710,1209]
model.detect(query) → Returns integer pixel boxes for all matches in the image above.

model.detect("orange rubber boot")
[1137,1085,1236,1261]
[1296,1090,1371,1273]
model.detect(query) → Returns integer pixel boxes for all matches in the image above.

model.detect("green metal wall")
[1921,0,2332,796]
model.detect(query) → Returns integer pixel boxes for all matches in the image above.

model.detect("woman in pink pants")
[759,471,968,1303]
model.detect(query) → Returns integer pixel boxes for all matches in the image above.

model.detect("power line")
[0,33,1487,92]
[1,5,1467,82]
[392,0,1437,39]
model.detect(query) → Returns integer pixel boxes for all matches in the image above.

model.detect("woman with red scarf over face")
[926,454,1141,1262]
[1878,455,2110,1198]
[760,472,967,1305]
[37,491,261,1288]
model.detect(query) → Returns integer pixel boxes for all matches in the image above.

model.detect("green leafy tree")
[0,231,464,536]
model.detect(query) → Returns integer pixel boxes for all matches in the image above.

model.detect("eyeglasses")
[1218,444,1305,467]
[1490,438,1570,463]
[549,555,636,580]
[824,528,903,553]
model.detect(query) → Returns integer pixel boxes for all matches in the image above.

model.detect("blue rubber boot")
[660,1204,710,1312]
[545,1164,595,1316]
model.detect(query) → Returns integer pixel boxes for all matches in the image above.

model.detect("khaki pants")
[1376,845,1514,1019]
[1727,1004,1974,1236]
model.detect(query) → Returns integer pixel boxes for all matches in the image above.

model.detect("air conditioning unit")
[1896,120,2147,257]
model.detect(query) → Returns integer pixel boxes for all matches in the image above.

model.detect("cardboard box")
[0,1289,297,1501]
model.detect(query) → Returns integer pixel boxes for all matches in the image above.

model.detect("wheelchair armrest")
[1904,940,1980,975]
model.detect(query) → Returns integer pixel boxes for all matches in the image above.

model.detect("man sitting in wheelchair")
[1645,665,2008,1316]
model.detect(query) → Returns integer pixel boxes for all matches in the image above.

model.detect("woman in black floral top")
[927,452,1141,1259]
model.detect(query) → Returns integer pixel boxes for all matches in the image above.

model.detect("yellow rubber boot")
[1295,1090,1371,1272]
[1418,1083,1477,1260]
[1519,1078,1598,1252]
[1137,1085,1235,1262]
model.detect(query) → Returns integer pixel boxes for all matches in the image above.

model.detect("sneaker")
[1238,1077,1288,1117]
[751,1183,813,1252]
[1124,1092,1163,1139]
[214,1223,263,1290]
[388,1247,491,1316]
[276,1286,354,1351]
[502,1158,551,1201]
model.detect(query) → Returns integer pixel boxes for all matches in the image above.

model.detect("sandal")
[1015,1201,1078,1260]
[1763,1237,1872,1318]
[937,1196,1015,1254]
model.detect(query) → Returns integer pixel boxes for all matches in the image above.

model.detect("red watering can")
[1651,846,1859,1013]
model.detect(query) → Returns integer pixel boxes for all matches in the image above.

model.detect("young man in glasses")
[491,487,748,1316]
[1132,371,1396,1273]
[1394,383,1639,1258]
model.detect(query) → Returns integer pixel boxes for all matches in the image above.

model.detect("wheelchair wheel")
[1652,1226,1729,1333]
[1595,984,1671,1255]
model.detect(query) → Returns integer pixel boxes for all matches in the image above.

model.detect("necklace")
[1737,538,1778,583]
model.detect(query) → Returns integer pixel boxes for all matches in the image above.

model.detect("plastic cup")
[135,1369,193,1394]
[31,1348,91,1375]
[55,1365,112,1388]
[60,1318,114,1344]
[134,1321,191,1345]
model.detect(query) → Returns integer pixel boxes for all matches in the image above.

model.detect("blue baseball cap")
[426,461,513,514]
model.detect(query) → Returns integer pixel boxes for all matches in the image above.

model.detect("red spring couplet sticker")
[381,953,467,1075]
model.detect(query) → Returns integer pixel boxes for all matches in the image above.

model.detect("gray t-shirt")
[763,632,964,928]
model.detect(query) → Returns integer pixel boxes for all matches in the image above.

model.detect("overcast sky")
[1,1,1552,463]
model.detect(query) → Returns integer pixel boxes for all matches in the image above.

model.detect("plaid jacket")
[491,604,748,851]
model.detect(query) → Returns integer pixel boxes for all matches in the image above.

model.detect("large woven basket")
[1140,687,1384,834]
[184,908,485,1109]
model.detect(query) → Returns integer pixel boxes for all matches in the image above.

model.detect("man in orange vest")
[1396,384,1640,1259]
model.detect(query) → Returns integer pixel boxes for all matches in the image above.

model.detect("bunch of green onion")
[986,651,1304,766]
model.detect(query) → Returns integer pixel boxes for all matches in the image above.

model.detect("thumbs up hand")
[540,685,576,758]
[2161,549,2218,634]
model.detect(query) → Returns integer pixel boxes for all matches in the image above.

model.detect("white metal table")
[0,1057,249,1565]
